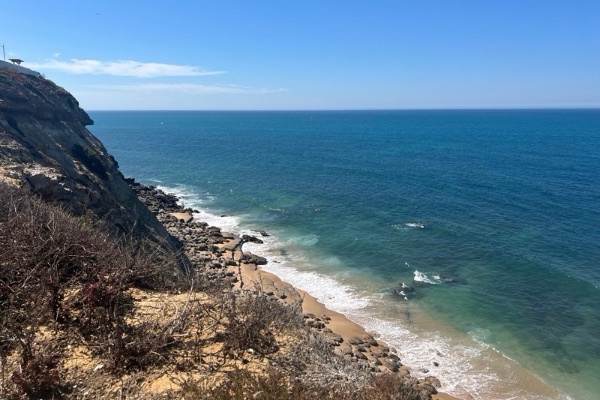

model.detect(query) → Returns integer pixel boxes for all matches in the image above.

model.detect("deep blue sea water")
[90,110,600,400]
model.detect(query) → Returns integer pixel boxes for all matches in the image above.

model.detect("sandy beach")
[236,262,460,400]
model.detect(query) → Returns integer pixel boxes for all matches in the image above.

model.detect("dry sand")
[169,211,193,223]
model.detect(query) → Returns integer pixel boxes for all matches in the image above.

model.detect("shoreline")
[130,180,451,399]
[132,180,564,400]
[236,262,458,400]
[130,179,564,400]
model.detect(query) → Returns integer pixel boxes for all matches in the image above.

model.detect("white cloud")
[28,58,224,77]
[92,82,286,94]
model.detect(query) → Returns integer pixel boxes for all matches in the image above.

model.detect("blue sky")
[3,1,599,110]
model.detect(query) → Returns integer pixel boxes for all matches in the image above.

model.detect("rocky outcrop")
[0,65,181,255]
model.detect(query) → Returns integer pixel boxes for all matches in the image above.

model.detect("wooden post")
[2,45,5,61]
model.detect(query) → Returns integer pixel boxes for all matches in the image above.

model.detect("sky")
[2,1,600,110]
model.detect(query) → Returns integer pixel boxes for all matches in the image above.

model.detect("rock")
[348,337,364,345]
[309,320,325,329]
[362,335,378,346]
[380,359,399,372]
[369,362,381,371]
[241,253,268,265]
[418,383,438,397]
[323,332,343,345]
[401,282,415,292]
[424,376,441,388]
[0,66,187,275]
[370,346,385,357]
[241,234,264,244]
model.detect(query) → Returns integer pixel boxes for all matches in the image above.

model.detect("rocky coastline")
[1,64,445,399]
[129,178,443,399]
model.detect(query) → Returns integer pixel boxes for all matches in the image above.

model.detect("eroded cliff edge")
[0,65,181,255]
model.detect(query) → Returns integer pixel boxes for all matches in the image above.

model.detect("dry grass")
[0,183,431,399]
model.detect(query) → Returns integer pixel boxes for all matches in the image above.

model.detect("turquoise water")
[90,110,600,399]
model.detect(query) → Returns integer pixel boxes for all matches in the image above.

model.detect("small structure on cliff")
[0,59,42,77]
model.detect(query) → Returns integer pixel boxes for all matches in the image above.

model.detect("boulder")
[323,332,344,345]
[424,376,441,388]
[242,234,264,244]
[348,337,364,345]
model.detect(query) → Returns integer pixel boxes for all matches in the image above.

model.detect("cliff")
[0,65,181,255]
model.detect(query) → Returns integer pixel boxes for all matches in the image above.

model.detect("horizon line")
[86,106,600,112]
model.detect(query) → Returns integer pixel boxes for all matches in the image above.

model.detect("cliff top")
[0,64,92,125]
[0,61,182,256]
[0,59,42,77]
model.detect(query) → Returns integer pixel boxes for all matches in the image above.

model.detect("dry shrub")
[0,183,186,381]
[220,286,304,357]
[201,368,329,400]
[363,373,423,400]
[177,367,424,400]
[5,340,66,400]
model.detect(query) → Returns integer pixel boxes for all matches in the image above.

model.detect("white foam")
[405,222,426,229]
[393,222,426,231]
[392,224,408,231]
[414,270,442,284]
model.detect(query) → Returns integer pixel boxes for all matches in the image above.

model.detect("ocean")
[89,109,600,400]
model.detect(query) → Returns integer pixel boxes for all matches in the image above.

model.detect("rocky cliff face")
[0,65,181,254]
